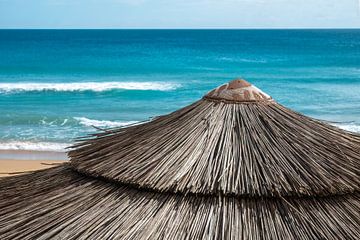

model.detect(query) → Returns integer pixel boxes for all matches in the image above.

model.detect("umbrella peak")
[204,79,272,103]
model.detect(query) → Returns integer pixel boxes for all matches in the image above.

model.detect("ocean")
[0,29,359,152]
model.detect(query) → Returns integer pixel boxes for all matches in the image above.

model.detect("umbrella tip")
[204,78,272,103]
[228,78,252,88]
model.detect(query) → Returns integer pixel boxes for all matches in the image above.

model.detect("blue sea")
[0,29,360,152]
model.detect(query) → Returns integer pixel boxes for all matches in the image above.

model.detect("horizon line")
[1,27,360,30]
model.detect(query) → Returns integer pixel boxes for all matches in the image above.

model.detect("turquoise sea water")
[0,29,359,151]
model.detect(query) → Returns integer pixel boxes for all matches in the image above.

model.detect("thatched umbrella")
[0,79,359,239]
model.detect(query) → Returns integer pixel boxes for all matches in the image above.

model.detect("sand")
[0,150,68,177]
[0,159,67,177]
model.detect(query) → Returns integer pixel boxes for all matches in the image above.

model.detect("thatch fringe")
[1,80,359,239]
[69,99,360,197]
[0,165,359,240]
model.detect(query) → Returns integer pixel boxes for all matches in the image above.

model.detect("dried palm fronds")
[70,81,360,197]
[0,166,359,240]
[0,79,359,239]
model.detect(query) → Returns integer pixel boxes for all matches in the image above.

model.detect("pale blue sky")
[0,0,360,29]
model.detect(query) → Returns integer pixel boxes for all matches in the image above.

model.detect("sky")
[0,0,360,29]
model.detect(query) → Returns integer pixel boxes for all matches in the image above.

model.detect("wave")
[74,117,139,128]
[0,82,180,93]
[218,57,268,63]
[333,123,360,133]
[0,141,70,152]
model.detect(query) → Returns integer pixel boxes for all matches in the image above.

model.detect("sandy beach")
[0,150,68,177]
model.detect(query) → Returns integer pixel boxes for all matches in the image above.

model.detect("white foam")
[0,82,180,93]
[333,123,360,133]
[0,141,70,152]
[74,117,139,128]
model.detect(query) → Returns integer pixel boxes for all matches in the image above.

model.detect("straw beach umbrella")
[0,79,359,239]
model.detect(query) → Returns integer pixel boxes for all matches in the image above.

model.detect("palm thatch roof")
[1,79,359,239]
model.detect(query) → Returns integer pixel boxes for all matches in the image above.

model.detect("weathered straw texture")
[0,79,359,239]
[70,100,360,197]
[0,165,359,240]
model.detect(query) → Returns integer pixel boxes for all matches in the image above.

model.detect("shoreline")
[0,149,68,161]
[0,150,69,177]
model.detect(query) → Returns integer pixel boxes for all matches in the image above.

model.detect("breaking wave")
[0,141,70,152]
[74,117,139,128]
[0,82,180,93]
[333,123,360,133]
